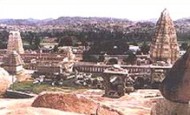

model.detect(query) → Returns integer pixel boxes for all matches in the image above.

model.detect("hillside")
[0,17,190,45]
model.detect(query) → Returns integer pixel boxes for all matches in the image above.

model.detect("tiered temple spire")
[150,9,179,64]
[7,31,24,54]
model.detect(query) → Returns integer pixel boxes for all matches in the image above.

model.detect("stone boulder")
[151,98,190,115]
[0,68,12,96]
[32,92,122,115]
[160,48,190,103]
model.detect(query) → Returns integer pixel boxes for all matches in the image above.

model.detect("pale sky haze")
[0,0,189,20]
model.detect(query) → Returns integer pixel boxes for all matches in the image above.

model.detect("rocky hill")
[0,17,190,43]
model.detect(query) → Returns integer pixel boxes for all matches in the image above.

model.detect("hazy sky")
[0,0,189,20]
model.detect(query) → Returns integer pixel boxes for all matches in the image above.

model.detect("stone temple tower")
[150,9,179,64]
[7,31,24,54]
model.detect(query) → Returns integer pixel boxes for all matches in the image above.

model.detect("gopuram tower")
[7,31,24,54]
[150,9,179,64]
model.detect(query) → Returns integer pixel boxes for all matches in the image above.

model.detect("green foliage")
[86,40,129,55]
[82,52,99,62]
[21,31,42,50]
[180,42,189,50]
[123,51,137,65]
[140,42,150,54]
[53,45,58,52]
[10,81,87,94]
[58,36,79,46]
[0,30,9,49]
[98,55,105,62]
[107,58,118,65]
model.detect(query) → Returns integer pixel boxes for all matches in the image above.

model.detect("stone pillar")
[103,74,111,96]
[117,76,125,96]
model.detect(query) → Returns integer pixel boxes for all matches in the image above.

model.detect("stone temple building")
[150,9,180,64]
[2,51,24,74]
[7,31,24,54]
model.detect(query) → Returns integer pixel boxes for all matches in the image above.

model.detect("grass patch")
[10,81,88,94]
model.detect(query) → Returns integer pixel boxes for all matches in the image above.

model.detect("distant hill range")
[0,17,190,41]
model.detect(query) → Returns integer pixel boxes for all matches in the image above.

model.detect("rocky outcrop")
[151,98,190,115]
[160,48,190,103]
[150,9,179,64]
[152,44,190,115]
[7,31,24,54]
[0,68,12,96]
[32,92,122,115]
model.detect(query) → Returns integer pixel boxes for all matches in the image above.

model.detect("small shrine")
[103,65,128,98]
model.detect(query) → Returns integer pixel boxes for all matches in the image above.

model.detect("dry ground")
[0,89,161,115]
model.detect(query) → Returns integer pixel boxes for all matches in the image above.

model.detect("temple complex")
[7,31,24,54]
[150,9,180,64]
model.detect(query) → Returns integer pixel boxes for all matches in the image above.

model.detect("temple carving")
[150,9,180,64]
[7,31,24,54]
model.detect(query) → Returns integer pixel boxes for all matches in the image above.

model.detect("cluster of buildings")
[0,9,183,98]
[0,31,76,81]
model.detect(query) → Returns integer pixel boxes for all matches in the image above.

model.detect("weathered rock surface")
[32,92,122,115]
[150,9,179,64]
[0,68,12,96]
[160,48,190,103]
[151,98,190,115]
[0,98,81,115]
[0,89,160,115]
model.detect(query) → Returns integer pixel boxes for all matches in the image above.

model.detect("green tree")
[123,51,137,65]
[180,43,189,51]
[53,45,59,52]
[34,37,41,49]
[140,42,150,54]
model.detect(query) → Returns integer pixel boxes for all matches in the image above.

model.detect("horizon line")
[0,15,189,22]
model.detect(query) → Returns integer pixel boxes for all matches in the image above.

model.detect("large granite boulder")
[32,92,122,115]
[160,48,190,103]
[0,68,12,96]
[151,98,190,115]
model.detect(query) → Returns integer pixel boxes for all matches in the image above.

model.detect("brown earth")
[32,92,122,115]
[0,89,161,115]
